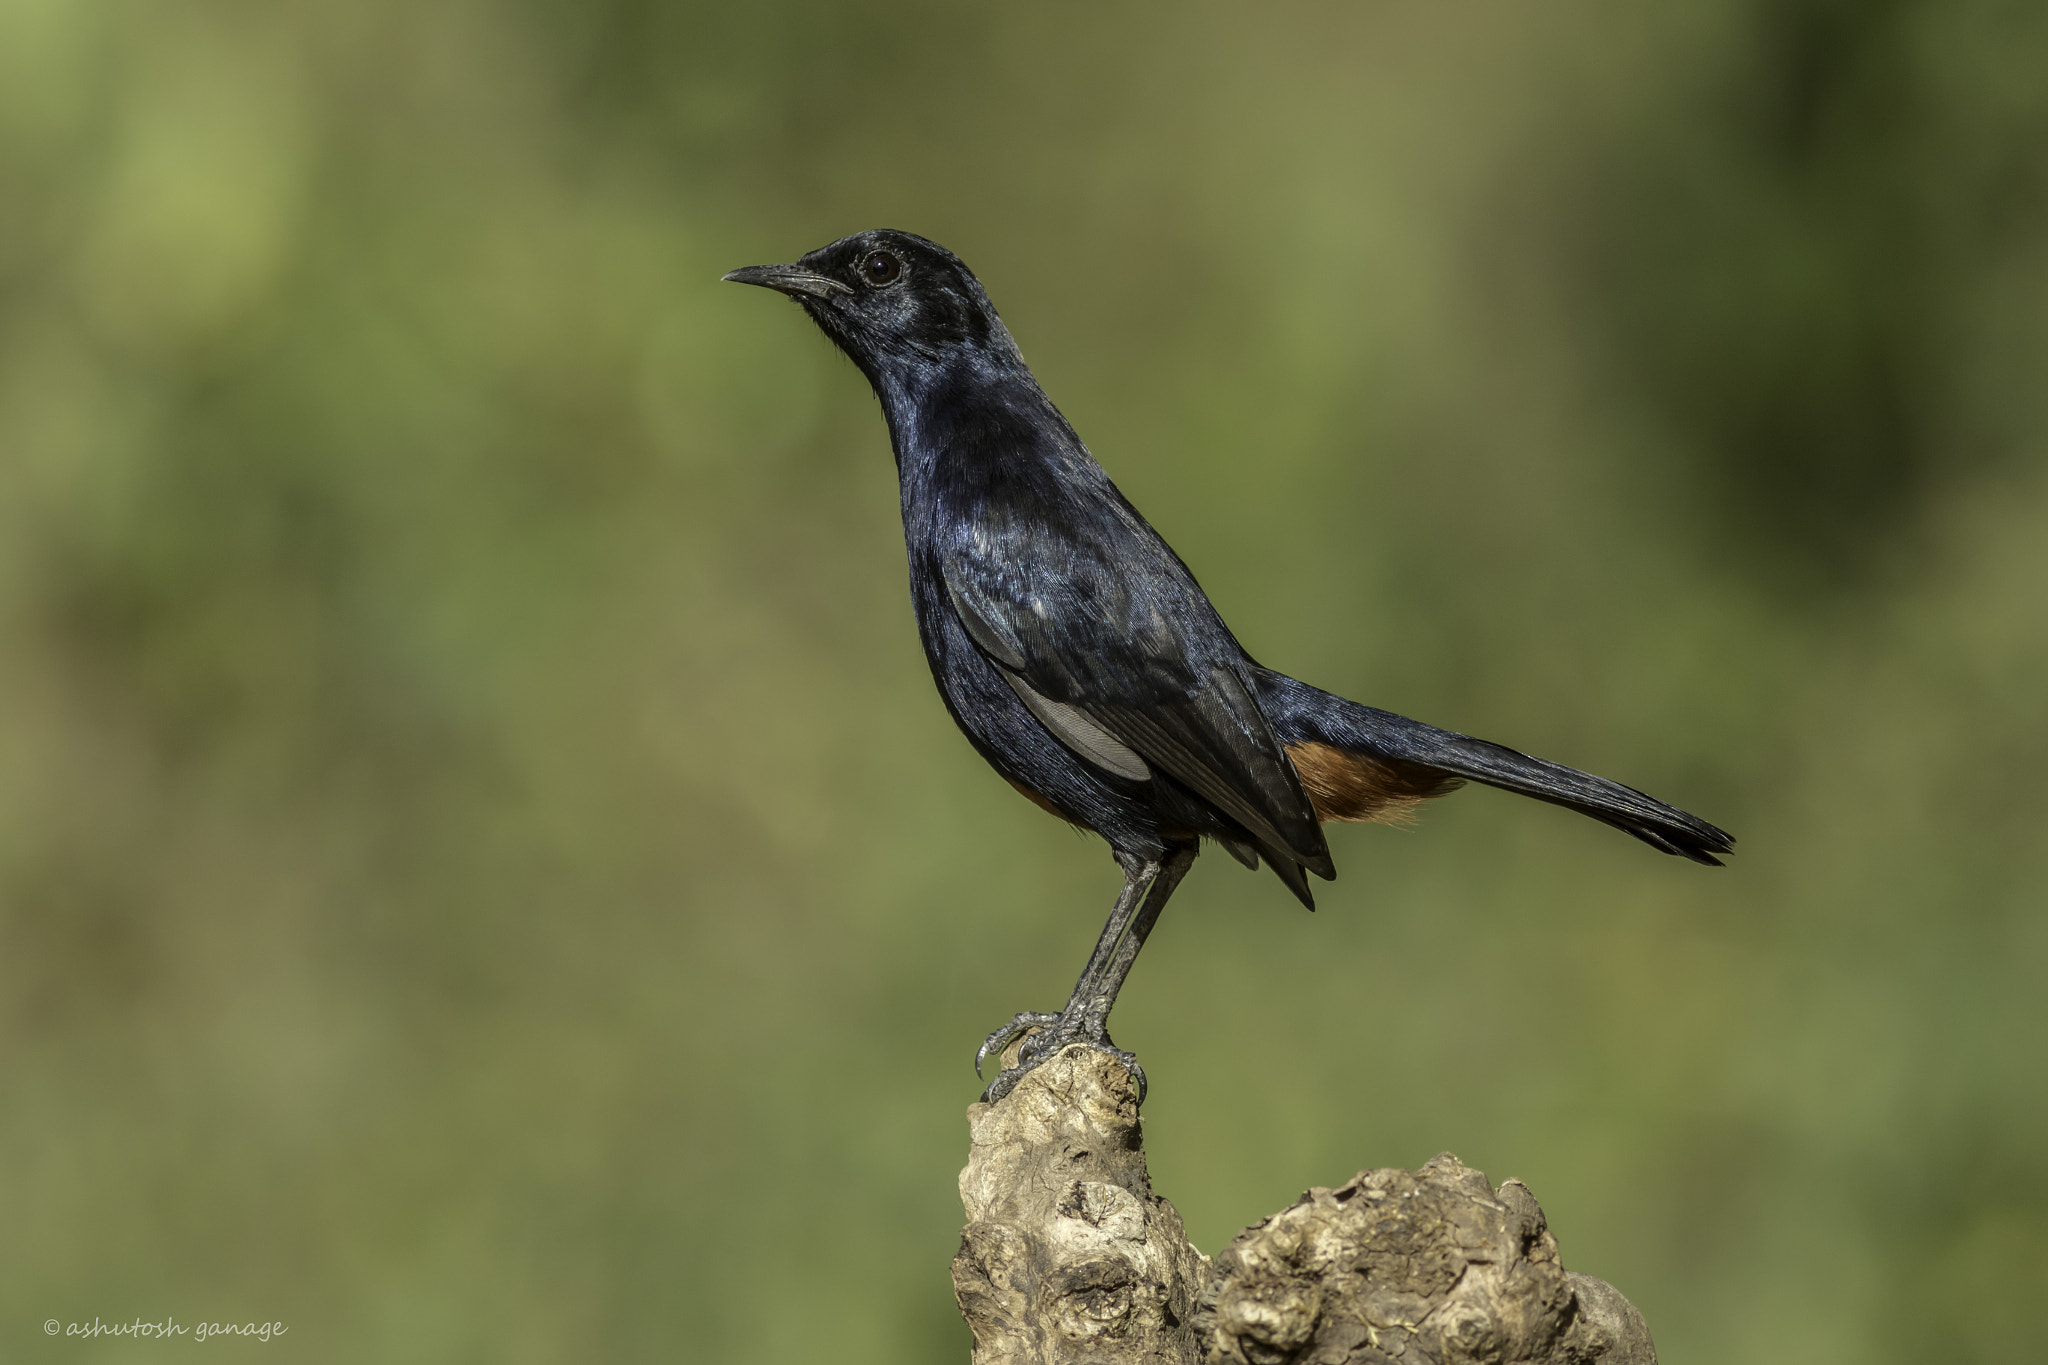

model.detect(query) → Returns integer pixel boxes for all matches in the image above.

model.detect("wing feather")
[1001,673,1151,780]
[939,535,1330,878]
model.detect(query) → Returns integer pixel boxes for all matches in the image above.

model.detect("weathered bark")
[953,1046,1210,1363]
[953,1046,1657,1365]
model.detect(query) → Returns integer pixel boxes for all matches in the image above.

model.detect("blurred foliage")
[1,1,2044,1361]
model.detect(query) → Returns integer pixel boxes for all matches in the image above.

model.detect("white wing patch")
[1001,673,1152,781]
[945,570,1150,781]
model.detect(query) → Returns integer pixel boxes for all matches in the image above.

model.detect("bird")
[724,229,1732,1104]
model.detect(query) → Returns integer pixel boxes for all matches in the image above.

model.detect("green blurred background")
[3,1,2045,1360]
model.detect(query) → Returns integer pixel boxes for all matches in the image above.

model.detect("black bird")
[725,230,1731,1103]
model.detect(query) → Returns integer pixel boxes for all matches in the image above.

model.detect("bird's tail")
[1252,669,1733,866]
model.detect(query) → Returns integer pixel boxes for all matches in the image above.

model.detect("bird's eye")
[860,251,902,286]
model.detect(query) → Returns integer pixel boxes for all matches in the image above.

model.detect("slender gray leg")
[1066,843,1196,1041]
[978,842,1199,1105]
[975,853,1156,1080]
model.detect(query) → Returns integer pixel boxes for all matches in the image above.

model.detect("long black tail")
[1253,669,1733,866]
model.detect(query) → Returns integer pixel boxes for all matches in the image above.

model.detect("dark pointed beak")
[721,263,852,300]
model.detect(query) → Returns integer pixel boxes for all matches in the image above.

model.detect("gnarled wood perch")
[952,1046,1656,1365]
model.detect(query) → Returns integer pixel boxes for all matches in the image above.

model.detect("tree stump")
[952,1045,1657,1365]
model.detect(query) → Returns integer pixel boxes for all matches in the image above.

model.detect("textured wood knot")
[1050,1258,1139,1341]
[1214,1274,1321,1363]
[1439,1301,1504,1363]
[1058,1181,1147,1241]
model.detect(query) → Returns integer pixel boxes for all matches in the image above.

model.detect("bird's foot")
[975,1012,1147,1106]
[975,1012,1060,1080]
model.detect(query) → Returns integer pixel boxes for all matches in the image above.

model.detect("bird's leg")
[977,842,1199,1105]
[1065,842,1196,1045]
[975,855,1153,1080]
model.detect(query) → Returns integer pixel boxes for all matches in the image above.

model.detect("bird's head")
[723,229,1019,385]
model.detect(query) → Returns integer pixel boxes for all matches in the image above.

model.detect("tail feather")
[1253,669,1733,866]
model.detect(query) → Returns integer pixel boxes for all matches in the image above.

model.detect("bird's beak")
[721,263,852,300]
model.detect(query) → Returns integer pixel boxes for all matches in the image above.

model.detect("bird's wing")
[939,517,1331,879]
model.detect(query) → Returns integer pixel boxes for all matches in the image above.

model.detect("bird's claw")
[975,1012,1061,1079]
[978,1028,1148,1106]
